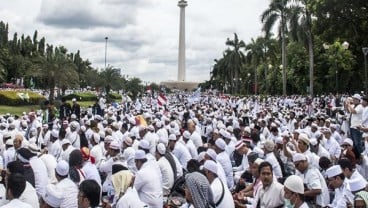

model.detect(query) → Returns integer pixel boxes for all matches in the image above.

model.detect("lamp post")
[247,73,251,95]
[363,47,368,93]
[104,37,108,69]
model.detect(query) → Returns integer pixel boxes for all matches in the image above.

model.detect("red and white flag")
[157,93,167,106]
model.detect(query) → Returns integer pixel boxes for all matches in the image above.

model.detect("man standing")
[71,98,81,121]
[54,160,78,207]
[345,94,363,153]
[0,173,32,208]
[59,97,71,121]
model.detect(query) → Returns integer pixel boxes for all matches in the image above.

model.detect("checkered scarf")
[185,172,215,208]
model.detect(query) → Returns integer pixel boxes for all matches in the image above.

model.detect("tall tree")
[261,0,291,95]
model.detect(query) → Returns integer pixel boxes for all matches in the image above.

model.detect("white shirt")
[296,167,330,207]
[91,144,104,168]
[39,154,57,184]
[157,156,175,196]
[329,182,352,208]
[172,142,192,170]
[190,131,203,149]
[82,161,102,186]
[50,140,62,161]
[29,156,48,197]
[56,178,78,208]
[210,178,235,208]
[324,137,341,159]
[0,199,32,208]
[116,187,147,208]
[18,182,39,208]
[134,161,163,208]
[61,145,75,162]
[252,180,284,208]
[264,152,283,179]
[216,151,234,189]
[350,104,363,128]
[184,139,198,160]
[67,131,80,149]
[3,147,15,168]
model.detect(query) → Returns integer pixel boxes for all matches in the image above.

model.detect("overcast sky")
[0,0,270,83]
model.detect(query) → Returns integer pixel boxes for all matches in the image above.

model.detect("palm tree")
[261,0,291,95]
[98,66,124,95]
[288,0,315,96]
[224,33,246,94]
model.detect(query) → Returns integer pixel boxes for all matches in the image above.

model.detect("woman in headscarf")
[112,169,146,208]
[183,172,215,208]
[354,190,368,208]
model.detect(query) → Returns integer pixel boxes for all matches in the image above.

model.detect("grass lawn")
[0,101,99,116]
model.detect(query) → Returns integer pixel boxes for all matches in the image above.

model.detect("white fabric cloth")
[29,156,48,197]
[82,161,102,186]
[216,151,234,189]
[55,178,78,208]
[116,187,147,208]
[157,156,175,196]
[210,177,234,208]
[19,181,40,208]
[0,199,32,208]
[264,152,283,179]
[190,131,203,149]
[252,180,284,208]
[296,167,330,207]
[134,160,163,208]
[39,154,58,184]
[172,142,192,170]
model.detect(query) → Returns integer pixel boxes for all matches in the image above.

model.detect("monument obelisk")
[177,0,187,82]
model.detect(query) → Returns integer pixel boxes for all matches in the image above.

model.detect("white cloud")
[0,0,270,83]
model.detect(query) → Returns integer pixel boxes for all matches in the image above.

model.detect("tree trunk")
[308,34,314,97]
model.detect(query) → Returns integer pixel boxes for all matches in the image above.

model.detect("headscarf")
[112,170,134,198]
[355,191,368,207]
[80,147,95,164]
[185,172,215,208]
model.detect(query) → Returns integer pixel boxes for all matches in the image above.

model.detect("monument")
[161,0,198,90]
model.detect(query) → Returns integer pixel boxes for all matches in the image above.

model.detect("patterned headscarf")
[112,170,134,198]
[355,191,368,207]
[185,172,215,208]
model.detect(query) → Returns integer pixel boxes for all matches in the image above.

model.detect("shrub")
[0,90,46,106]
[63,92,98,101]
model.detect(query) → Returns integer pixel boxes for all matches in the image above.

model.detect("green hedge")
[0,90,46,106]
[63,92,98,101]
[108,93,121,100]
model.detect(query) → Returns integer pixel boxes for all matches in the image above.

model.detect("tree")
[261,0,291,95]
[98,66,124,95]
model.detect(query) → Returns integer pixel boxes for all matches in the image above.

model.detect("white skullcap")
[51,129,59,138]
[129,117,136,125]
[309,138,318,146]
[70,114,77,119]
[204,160,218,174]
[215,138,226,150]
[80,126,86,132]
[158,137,168,146]
[104,135,113,143]
[264,140,275,152]
[168,134,177,141]
[292,153,307,162]
[284,175,304,194]
[352,93,362,100]
[147,125,155,131]
[61,139,71,146]
[157,143,166,155]
[349,177,368,192]
[244,126,251,134]
[206,149,217,161]
[342,138,353,146]
[99,131,105,139]
[254,158,264,165]
[135,150,146,160]
[139,139,150,150]
[326,165,343,178]
[55,160,69,176]
[43,184,62,208]
[123,137,133,146]
[183,131,191,139]
[198,152,206,162]
[72,98,77,102]
[155,121,162,128]
[109,140,120,150]
[227,126,233,133]
[281,131,290,137]
[311,123,318,129]
[275,137,283,145]
[298,133,310,145]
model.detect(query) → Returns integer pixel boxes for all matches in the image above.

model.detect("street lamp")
[247,73,251,95]
[363,47,368,93]
[105,37,108,69]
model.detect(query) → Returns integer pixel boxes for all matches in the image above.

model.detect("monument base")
[160,81,199,91]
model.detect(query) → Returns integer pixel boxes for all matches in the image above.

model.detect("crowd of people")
[0,91,367,208]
